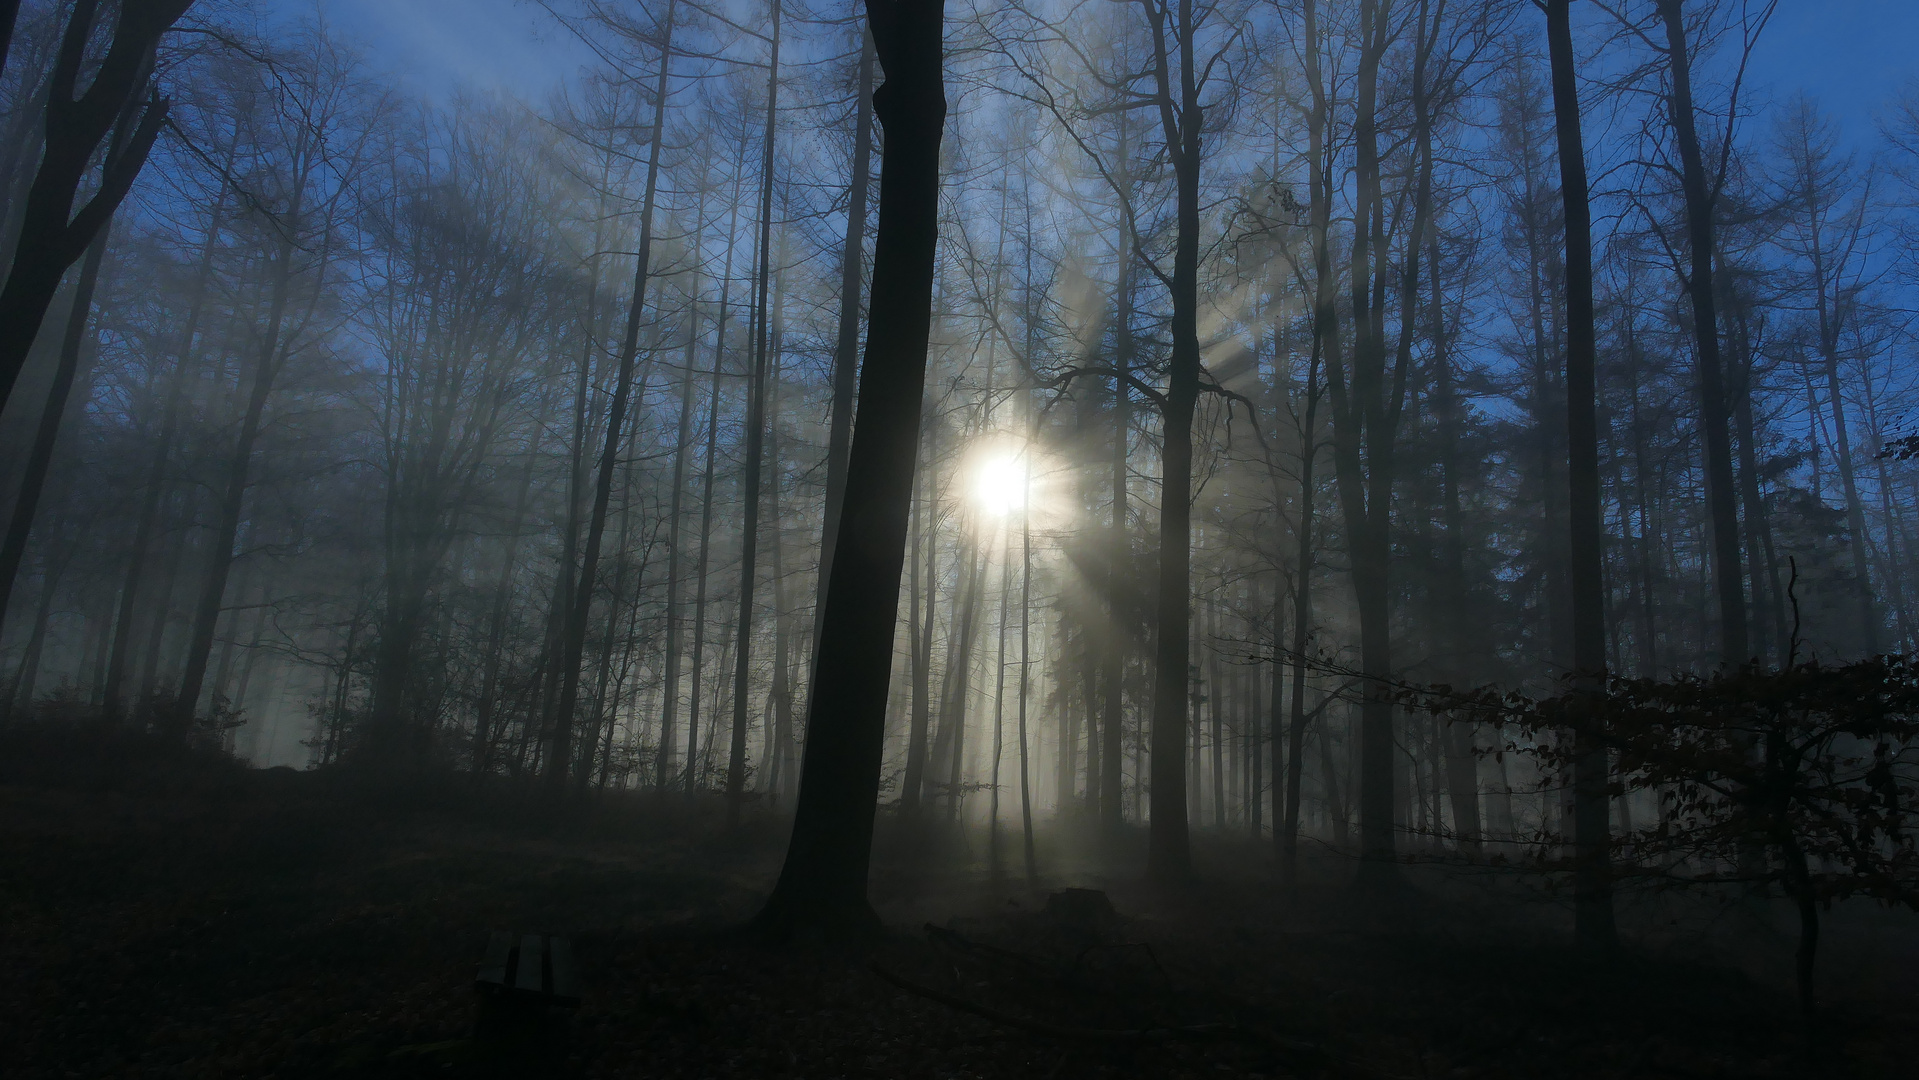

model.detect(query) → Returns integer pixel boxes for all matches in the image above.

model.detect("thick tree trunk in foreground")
[0,45,155,632]
[0,224,108,635]
[1545,0,1617,949]
[754,0,945,940]
[0,1,23,81]
[0,0,185,417]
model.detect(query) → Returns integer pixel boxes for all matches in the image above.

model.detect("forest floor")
[3,736,1916,1079]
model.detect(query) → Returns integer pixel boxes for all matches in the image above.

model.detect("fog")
[2,1,1916,1076]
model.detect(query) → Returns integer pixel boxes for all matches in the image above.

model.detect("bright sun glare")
[974,451,1028,517]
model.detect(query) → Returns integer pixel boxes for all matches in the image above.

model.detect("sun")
[973,449,1028,518]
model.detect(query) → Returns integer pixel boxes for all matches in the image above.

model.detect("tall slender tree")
[1656,0,1752,666]
[1544,0,1617,948]
[727,0,784,825]
[548,0,679,788]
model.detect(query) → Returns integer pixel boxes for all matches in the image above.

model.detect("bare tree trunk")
[548,0,679,789]
[900,419,936,818]
[657,240,705,789]
[811,27,876,653]
[1724,292,1786,659]
[1018,482,1037,885]
[1658,0,1749,666]
[727,1,783,825]
[1209,605,1225,829]
[1081,631,1100,811]
[1546,0,1617,949]
[103,179,229,723]
[687,149,752,791]
[765,479,794,798]
[1143,0,1203,884]
[0,217,108,633]
[936,516,985,819]
[5,537,67,720]
[756,0,946,939]
[1430,251,1483,855]
[1624,312,1661,677]
[580,414,644,788]
[174,221,301,735]
[533,297,593,764]
[0,52,155,630]
[1324,0,1407,879]
[989,518,1010,877]
[1319,703,1348,849]
[0,1,183,417]
[1061,630,1082,809]
[1101,116,1133,834]
[0,0,22,81]
[1282,0,1333,878]
[685,366,719,791]
[473,424,546,775]
[1820,337,1876,650]
[137,485,191,702]
[762,302,795,798]
[533,195,605,766]
[208,563,257,708]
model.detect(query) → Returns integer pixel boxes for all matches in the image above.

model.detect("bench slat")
[515,934,545,994]
[476,930,512,988]
[548,935,580,1004]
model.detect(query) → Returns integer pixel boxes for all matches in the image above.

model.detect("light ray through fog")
[3,0,1916,1068]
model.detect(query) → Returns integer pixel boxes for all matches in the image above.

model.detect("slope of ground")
[1,744,1913,1078]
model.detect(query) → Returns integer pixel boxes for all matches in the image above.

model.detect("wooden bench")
[475,932,580,1019]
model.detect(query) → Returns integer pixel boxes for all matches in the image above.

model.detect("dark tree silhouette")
[0,0,190,419]
[1544,0,1617,949]
[1325,0,1408,880]
[1142,0,1207,885]
[0,47,153,643]
[754,0,947,940]
[727,0,785,824]
[547,0,680,788]
[1657,0,1749,666]
[0,0,22,79]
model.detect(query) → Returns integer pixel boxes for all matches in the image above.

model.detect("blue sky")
[311,0,1918,154]
[318,0,593,104]
[1744,0,1919,149]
